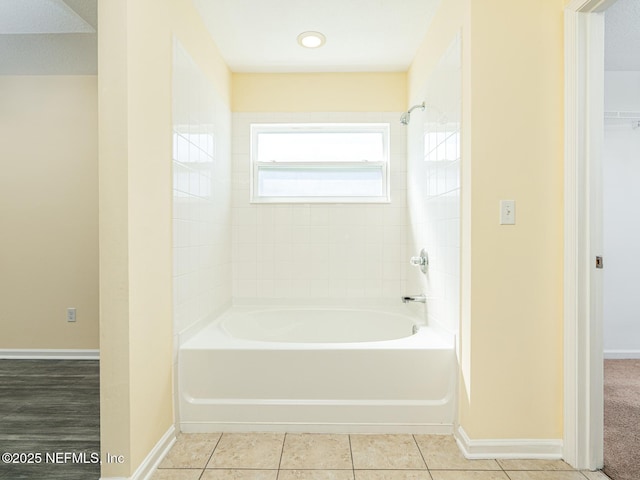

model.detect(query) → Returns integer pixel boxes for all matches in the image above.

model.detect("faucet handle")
[409,248,429,273]
[410,256,425,266]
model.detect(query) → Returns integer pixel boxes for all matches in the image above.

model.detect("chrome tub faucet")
[401,294,427,303]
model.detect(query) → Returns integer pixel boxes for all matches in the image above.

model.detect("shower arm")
[407,102,426,115]
[400,101,426,125]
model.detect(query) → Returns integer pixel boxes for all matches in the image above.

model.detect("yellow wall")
[465,0,564,439]
[98,0,231,476]
[233,72,406,112]
[409,0,564,440]
[0,76,99,350]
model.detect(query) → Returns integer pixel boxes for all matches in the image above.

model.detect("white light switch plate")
[500,200,516,225]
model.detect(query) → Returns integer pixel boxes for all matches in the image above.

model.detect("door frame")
[563,0,617,470]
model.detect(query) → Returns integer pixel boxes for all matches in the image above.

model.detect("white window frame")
[250,123,391,203]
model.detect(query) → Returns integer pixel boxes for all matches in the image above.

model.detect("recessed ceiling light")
[297,31,326,49]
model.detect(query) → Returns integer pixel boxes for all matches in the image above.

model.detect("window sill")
[250,196,391,204]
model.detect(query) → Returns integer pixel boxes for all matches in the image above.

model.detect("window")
[251,123,390,203]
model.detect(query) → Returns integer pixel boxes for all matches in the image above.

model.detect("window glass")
[251,123,390,203]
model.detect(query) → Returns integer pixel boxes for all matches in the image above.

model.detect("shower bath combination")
[179,304,456,432]
[400,101,426,125]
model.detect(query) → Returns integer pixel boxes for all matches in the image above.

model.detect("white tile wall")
[232,112,407,300]
[407,35,461,334]
[172,41,232,335]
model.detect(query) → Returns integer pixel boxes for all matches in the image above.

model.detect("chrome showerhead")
[400,102,426,125]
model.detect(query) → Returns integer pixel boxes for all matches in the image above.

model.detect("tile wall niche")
[172,40,232,337]
[406,34,461,334]
[231,112,407,301]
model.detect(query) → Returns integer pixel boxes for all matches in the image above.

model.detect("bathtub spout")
[401,294,427,303]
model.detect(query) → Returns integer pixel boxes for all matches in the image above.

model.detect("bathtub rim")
[179,303,455,351]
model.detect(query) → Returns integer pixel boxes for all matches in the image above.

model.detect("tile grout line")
[498,457,511,480]
[197,432,223,480]
[196,463,206,480]
[411,434,431,476]
[275,432,287,480]
[348,434,355,480]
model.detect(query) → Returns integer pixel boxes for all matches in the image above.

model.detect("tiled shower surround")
[231,112,407,300]
[407,35,461,334]
[172,41,232,337]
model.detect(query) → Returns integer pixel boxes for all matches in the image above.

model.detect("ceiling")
[0,0,97,74]
[1,0,638,75]
[0,0,439,75]
[192,0,440,72]
[605,0,640,71]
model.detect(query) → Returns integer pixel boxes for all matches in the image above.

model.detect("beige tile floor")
[152,433,609,480]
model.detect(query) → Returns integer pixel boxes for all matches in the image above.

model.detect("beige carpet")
[603,359,640,480]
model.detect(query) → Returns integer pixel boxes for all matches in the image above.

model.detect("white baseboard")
[0,349,100,360]
[455,426,563,460]
[115,424,176,480]
[131,425,176,480]
[604,349,640,359]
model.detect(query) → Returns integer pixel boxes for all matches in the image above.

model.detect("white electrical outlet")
[500,200,516,225]
[67,307,76,322]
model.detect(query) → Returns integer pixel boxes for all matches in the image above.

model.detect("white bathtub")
[179,305,457,433]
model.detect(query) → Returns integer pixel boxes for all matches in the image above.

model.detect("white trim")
[566,0,617,11]
[604,350,640,360]
[564,0,610,471]
[563,5,581,467]
[129,424,176,480]
[455,426,563,460]
[99,426,175,479]
[0,349,100,360]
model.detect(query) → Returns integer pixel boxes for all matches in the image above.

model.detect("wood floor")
[0,359,100,480]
